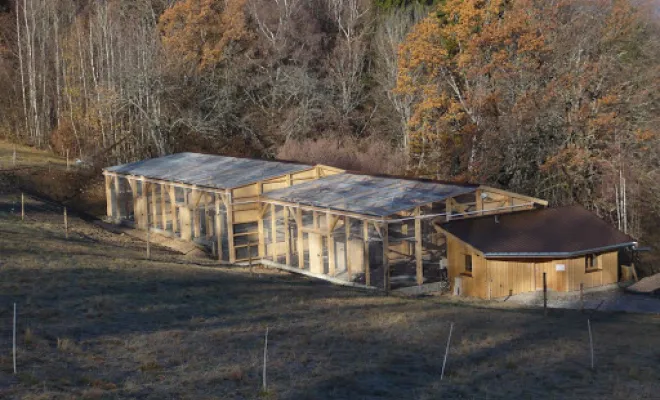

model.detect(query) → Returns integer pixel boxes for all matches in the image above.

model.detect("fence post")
[580,283,584,313]
[64,207,68,239]
[263,326,269,392]
[248,241,253,274]
[441,322,454,381]
[588,319,594,370]
[21,193,24,221]
[66,149,70,171]
[13,302,17,374]
[543,272,548,316]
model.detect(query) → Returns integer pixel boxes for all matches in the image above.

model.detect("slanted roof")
[263,173,478,217]
[437,205,637,258]
[104,153,312,190]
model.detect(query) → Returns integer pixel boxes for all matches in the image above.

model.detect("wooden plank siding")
[446,235,621,298]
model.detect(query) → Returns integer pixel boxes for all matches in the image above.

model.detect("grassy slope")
[0,194,658,400]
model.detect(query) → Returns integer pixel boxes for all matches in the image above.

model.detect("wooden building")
[435,206,638,299]
[258,172,547,291]
[102,152,547,291]
[103,153,342,263]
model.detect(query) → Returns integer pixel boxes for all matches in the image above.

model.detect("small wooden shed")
[434,206,638,299]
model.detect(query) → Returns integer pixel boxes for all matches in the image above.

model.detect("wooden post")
[383,222,390,294]
[543,272,548,316]
[475,189,484,215]
[114,176,122,221]
[150,183,157,229]
[363,220,370,286]
[248,241,253,272]
[192,187,201,238]
[271,204,277,260]
[284,207,291,265]
[440,322,454,381]
[588,319,594,370]
[580,283,584,313]
[13,302,17,374]
[226,191,236,264]
[66,149,70,171]
[64,207,68,239]
[145,182,151,258]
[345,216,352,280]
[327,211,336,276]
[215,195,223,262]
[205,194,212,239]
[21,193,24,221]
[168,185,178,233]
[258,214,266,258]
[262,326,269,391]
[415,207,423,286]
[105,175,113,220]
[160,184,167,230]
[445,198,452,221]
[296,208,304,269]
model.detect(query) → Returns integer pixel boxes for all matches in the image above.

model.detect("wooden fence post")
[13,302,17,374]
[440,322,454,381]
[64,207,68,239]
[21,193,24,221]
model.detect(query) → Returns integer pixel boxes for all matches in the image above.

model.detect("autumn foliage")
[397,0,660,236]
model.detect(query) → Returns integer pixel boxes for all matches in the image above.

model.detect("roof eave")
[484,242,638,259]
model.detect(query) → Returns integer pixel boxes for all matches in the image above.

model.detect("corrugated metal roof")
[263,173,477,217]
[105,153,312,189]
[438,206,637,258]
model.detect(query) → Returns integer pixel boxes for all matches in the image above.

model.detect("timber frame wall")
[258,187,547,292]
[104,165,547,292]
[103,165,343,263]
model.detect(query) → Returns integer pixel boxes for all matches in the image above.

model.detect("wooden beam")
[478,185,548,206]
[415,207,423,286]
[345,216,352,281]
[150,182,157,229]
[296,208,304,269]
[257,183,265,258]
[363,220,370,286]
[192,187,201,238]
[105,174,113,219]
[205,194,212,238]
[114,175,122,220]
[226,190,236,264]
[168,184,178,233]
[475,189,484,216]
[382,222,390,293]
[327,211,336,276]
[284,207,291,265]
[446,198,452,221]
[271,204,277,259]
[215,195,223,261]
[160,184,167,230]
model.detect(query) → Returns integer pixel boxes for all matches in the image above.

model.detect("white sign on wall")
[555,264,566,271]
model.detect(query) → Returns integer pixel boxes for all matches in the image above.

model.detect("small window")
[465,254,473,274]
[585,254,599,272]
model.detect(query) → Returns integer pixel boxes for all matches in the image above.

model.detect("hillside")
[0,186,659,399]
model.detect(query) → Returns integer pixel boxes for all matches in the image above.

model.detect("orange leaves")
[159,0,250,69]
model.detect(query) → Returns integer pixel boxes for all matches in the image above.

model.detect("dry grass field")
[0,193,659,400]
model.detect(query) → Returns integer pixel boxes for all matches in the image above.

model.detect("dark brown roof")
[437,206,637,258]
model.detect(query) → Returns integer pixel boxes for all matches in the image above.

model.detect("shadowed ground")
[0,193,659,400]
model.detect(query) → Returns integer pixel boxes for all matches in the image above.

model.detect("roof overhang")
[484,242,638,259]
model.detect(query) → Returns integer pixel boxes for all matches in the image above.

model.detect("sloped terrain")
[0,192,659,400]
